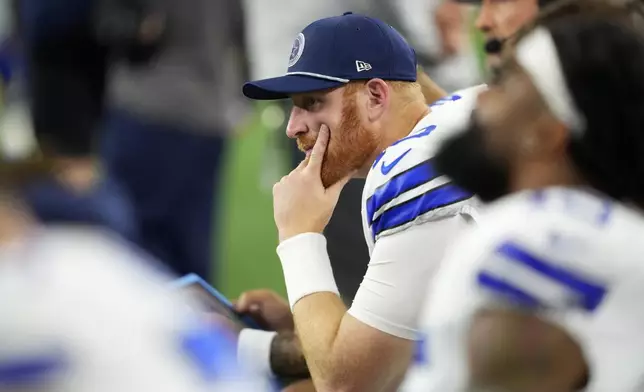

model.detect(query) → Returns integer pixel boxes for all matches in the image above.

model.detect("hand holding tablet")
[170,273,263,331]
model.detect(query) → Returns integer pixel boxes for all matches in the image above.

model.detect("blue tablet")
[171,273,262,330]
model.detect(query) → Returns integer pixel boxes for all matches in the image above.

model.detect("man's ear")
[364,78,389,122]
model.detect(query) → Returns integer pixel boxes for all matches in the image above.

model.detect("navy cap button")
[343,12,353,15]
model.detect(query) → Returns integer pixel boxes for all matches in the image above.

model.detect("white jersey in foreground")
[415,187,644,391]
[0,226,271,392]
[347,86,484,340]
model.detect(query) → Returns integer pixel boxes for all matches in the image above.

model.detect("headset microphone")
[484,38,505,54]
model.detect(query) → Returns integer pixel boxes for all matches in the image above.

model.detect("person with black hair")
[409,8,644,392]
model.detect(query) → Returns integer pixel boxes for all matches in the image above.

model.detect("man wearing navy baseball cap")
[237,12,483,392]
[242,11,435,188]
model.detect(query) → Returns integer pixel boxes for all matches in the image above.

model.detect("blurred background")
[0,0,488,300]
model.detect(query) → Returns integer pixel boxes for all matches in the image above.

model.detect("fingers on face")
[307,124,330,171]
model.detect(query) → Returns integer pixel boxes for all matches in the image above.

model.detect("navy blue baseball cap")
[242,12,418,100]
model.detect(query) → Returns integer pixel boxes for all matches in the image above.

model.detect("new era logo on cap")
[242,12,418,100]
[356,61,372,72]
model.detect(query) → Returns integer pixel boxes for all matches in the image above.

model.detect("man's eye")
[304,98,322,110]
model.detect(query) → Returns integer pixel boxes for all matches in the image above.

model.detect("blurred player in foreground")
[418,5,644,391]
[0,145,270,391]
[402,0,641,388]
[237,12,483,392]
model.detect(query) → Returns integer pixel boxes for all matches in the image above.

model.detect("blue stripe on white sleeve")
[476,241,608,312]
[414,333,429,365]
[0,352,66,385]
[477,271,542,309]
[371,183,472,238]
[429,94,462,108]
[496,242,607,311]
[366,159,439,225]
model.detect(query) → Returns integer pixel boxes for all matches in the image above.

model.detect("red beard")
[297,93,378,188]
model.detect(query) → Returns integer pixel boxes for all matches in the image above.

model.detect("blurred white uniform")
[412,187,644,391]
[0,226,271,392]
[349,85,485,340]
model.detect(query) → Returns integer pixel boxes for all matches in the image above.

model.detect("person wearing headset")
[455,0,556,67]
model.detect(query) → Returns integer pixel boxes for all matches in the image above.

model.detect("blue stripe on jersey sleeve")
[0,352,66,385]
[414,333,429,365]
[477,271,542,309]
[494,242,607,312]
[366,159,439,225]
[429,94,462,108]
[371,183,472,238]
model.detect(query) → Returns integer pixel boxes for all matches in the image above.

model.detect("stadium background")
[218,102,288,298]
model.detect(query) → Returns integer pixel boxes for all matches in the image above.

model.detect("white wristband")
[276,233,340,310]
[237,328,277,377]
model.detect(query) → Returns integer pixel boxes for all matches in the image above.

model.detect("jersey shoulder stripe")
[366,158,439,225]
[477,271,542,308]
[0,352,66,385]
[371,181,472,239]
[477,241,608,312]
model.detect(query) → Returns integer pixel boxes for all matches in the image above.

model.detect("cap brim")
[242,74,347,100]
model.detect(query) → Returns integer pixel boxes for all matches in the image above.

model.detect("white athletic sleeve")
[348,214,470,340]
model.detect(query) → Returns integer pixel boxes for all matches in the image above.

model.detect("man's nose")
[285,107,308,139]
[475,2,495,36]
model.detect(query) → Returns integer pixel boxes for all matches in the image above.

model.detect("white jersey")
[361,85,485,251]
[412,187,644,391]
[347,86,484,340]
[0,226,271,392]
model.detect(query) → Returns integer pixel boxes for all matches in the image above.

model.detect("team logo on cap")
[288,33,306,68]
